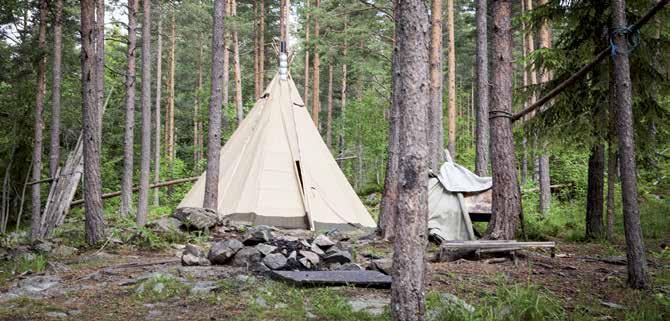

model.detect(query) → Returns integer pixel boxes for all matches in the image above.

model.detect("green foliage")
[134,274,188,302]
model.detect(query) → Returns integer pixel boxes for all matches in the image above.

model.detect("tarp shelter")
[428,151,492,242]
[178,74,377,231]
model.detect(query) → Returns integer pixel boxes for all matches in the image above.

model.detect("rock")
[369,258,393,275]
[33,240,54,253]
[299,258,312,269]
[325,229,347,241]
[300,239,311,248]
[255,243,277,256]
[172,207,219,230]
[333,263,363,271]
[438,293,475,314]
[299,251,320,266]
[251,262,272,275]
[17,275,61,293]
[309,243,325,256]
[600,301,625,309]
[348,297,389,316]
[287,251,301,269]
[232,247,262,268]
[242,226,273,245]
[181,244,211,266]
[324,249,352,264]
[313,235,335,249]
[51,245,77,257]
[263,253,288,270]
[46,311,68,318]
[190,281,221,295]
[208,239,243,264]
[148,217,183,233]
[255,297,268,308]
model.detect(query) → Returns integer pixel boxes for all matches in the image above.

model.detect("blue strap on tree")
[609,26,640,57]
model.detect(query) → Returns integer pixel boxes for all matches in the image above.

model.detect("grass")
[0,253,48,284]
[134,274,188,302]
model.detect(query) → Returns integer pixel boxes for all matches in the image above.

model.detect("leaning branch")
[512,0,669,123]
[69,176,199,207]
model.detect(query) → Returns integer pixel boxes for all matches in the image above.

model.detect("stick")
[512,0,670,122]
[27,177,55,186]
[69,176,199,207]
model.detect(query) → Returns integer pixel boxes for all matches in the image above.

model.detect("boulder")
[299,251,320,266]
[32,241,54,253]
[262,253,288,270]
[255,243,277,256]
[242,226,273,246]
[309,243,325,256]
[332,263,363,271]
[369,258,393,275]
[148,217,183,233]
[323,249,352,264]
[232,247,262,268]
[299,258,312,269]
[172,207,219,230]
[286,251,301,269]
[313,235,335,249]
[208,239,243,264]
[181,244,211,266]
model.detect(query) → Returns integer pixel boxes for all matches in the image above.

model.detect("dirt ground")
[0,235,668,321]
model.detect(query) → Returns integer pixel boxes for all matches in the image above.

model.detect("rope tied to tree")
[609,26,640,57]
[489,110,513,120]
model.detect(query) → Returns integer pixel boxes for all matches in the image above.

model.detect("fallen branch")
[522,184,571,193]
[70,176,199,207]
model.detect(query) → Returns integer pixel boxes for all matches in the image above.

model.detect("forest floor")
[0,227,668,321]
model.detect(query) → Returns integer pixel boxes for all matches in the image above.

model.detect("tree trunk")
[474,0,489,176]
[259,0,265,90]
[586,144,605,239]
[96,0,105,125]
[49,0,64,178]
[537,0,551,215]
[379,2,398,241]
[485,0,520,241]
[194,35,204,162]
[30,0,48,241]
[391,0,430,319]
[446,0,456,158]
[311,0,320,127]
[339,36,347,160]
[81,0,106,244]
[121,0,138,217]
[253,0,259,98]
[232,0,243,124]
[428,0,444,172]
[303,0,310,109]
[153,1,163,207]
[204,0,226,210]
[166,4,176,166]
[326,63,333,148]
[222,0,230,107]
[606,73,617,242]
[137,0,153,227]
[611,0,649,289]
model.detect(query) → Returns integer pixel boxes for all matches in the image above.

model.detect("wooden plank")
[271,270,392,288]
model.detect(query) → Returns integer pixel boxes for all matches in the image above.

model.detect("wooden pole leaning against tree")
[204,0,226,210]
[391,0,430,319]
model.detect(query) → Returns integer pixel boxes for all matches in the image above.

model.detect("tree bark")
[474,0,489,176]
[166,4,176,165]
[606,73,617,242]
[194,35,204,162]
[446,0,456,158]
[137,0,153,227]
[339,35,347,160]
[253,0,259,98]
[611,0,649,289]
[537,0,551,215]
[391,0,430,319]
[30,0,48,241]
[259,0,265,90]
[232,0,243,124]
[49,0,64,178]
[223,0,230,107]
[81,0,106,244]
[485,0,520,240]
[121,0,138,217]
[204,0,226,210]
[326,63,333,148]
[153,1,163,207]
[586,144,605,239]
[428,0,444,172]
[303,0,310,109]
[96,0,105,125]
[311,0,320,127]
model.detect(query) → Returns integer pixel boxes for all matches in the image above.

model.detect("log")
[69,176,199,207]
[512,0,669,122]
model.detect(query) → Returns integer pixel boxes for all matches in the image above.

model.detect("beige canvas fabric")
[178,74,376,230]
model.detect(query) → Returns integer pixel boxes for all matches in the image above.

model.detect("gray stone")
[600,301,625,309]
[313,235,335,249]
[333,263,363,271]
[299,258,312,269]
[232,247,262,268]
[287,251,300,269]
[149,217,183,233]
[181,244,211,266]
[299,251,320,265]
[46,311,68,318]
[255,243,277,256]
[255,297,268,308]
[172,207,219,230]
[17,275,61,294]
[242,226,273,245]
[309,243,325,256]
[300,240,311,248]
[190,281,221,295]
[324,249,352,264]
[349,297,389,316]
[271,270,391,288]
[369,258,392,275]
[208,239,243,264]
[251,262,272,275]
[152,282,165,294]
[263,253,288,270]
[33,241,54,253]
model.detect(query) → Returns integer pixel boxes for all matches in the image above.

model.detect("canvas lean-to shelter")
[178,72,377,231]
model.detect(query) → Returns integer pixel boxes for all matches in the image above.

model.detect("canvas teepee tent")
[178,74,376,231]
